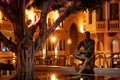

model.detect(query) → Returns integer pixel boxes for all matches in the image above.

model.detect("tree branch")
[39,0,52,35]
[47,1,76,34]
[25,0,32,8]
[33,1,52,52]
[0,32,17,53]
[0,0,17,22]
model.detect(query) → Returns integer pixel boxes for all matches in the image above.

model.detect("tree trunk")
[10,44,39,80]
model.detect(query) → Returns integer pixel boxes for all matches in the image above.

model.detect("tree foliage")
[0,0,109,51]
[0,0,109,80]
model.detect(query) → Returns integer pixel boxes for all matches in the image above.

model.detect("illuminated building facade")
[0,1,120,76]
[88,0,120,68]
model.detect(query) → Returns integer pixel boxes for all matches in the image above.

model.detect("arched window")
[111,40,119,52]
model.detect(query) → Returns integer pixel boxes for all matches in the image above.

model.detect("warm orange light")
[55,48,58,58]
[80,25,84,33]
[12,53,16,64]
[47,10,59,29]
[43,49,46,59]
[48,10,59,22]
[0,11,2,20]
[51,74,56,80]
[26,7,35,24]
[80,78,84,80]
[51,36,56,43]
[0,11,2,23]
[67,38,72,44]
[53,10,59,21]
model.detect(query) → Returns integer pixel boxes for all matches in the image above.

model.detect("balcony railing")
[96,20,120,32]
[108,20,120,31]
[96,21,106,32]
[0,51,120,68]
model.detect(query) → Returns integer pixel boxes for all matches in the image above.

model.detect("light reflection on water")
[36,72,119,80]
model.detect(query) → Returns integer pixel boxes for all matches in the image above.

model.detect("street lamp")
[51,36,56,43]
[51,35,59,64]
[51,74,56,80]
[66,38,72,65]
[67,38,72,55]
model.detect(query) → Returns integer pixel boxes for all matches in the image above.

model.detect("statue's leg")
[83,57,95,74]
[84,57,95,80]
[90,57,95,74]
[77,58,89,75]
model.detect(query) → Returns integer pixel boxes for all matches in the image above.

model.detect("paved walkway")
[35,65,120,76]
[34,65,77,75]
[0,66,120,80]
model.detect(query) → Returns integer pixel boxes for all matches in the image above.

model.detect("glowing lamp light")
[80,78,84,80]
[51,36,56,43]
[51,74,56,80]
[67,38,72,44]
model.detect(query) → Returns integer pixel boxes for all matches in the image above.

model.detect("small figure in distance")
[74,31,95,77]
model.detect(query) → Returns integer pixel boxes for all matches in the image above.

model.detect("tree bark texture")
[10,43,39,80]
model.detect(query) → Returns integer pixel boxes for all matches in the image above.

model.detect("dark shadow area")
[0,63,14,70]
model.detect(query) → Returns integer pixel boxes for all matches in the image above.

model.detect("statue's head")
[85,31,90,39]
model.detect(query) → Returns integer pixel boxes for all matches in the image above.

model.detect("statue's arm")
[77,41,83,50]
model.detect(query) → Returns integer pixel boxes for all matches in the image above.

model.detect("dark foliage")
[31,0,109,12]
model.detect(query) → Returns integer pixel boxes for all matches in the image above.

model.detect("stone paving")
[35,65,120,76]
[0,66,120,80]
